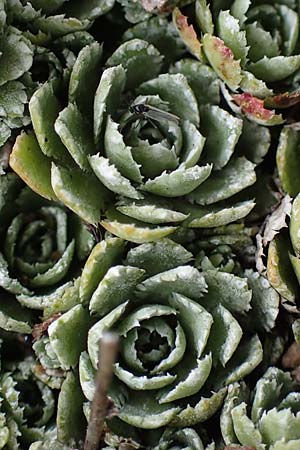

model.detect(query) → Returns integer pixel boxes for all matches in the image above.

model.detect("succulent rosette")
[174,0,300,89]
[30,236,281,437]
[220,367,300,449]
[9,33,276,243]
[0,172,94,333]
[267,193,300,312]
[0,334,56,449]
[0,0,112,153]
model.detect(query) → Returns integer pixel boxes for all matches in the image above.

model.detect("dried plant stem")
[84,332,119,450]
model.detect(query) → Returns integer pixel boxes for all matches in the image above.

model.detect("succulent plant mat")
[2,0,300,449]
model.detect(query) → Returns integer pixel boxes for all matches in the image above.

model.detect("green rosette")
[0,0,108,154]
[9,34,276,243]
[31,236,280,437]
[0,334,56,450]
[267,193,300,312]
[0,173,94,333]
[220,367,300,450]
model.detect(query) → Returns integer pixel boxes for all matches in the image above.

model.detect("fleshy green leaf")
[80,237,125,304]
[48,305,91,369]
[10,132,57,201]
[51,163,110,224]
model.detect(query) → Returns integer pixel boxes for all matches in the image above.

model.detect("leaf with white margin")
[151,323,186,374]
[104,116,143,183]
[185,200,255,228]
[240,71,273,98]
[189,157,256,205]
[29,80,72,164]
[277,127,300,197]
[101,209,177,244]
[136,266,207,301]
[245,270,279,332]
[202,34,242,91]
[48,305,90,369]
[231,402,264,449]
[116,304,176,337]
[89,155,142,200]
[158,353,212,404]
[29,240,75,288]
[80,237,125,304]
[168,292,212,357]
[218,10,248,64]
[180,120,206,168]
[170,388,227,427]
[114,364,176,390]
[89,265,145,316]
[249,55,300,82]
[118,391,180,429]
[206,304,243,367]
[125,238,193,276]
[117,198,189,224]
[213,335,263,389]
[51,163,110,224]
[141,165,212,197]
[106,39,163,91]
[94,65,126,145]
[195,0,214,34]
[200,104,243,170]
[221,382,249,445]
[0,296,32,333]
[88,302,129,368]
[0,252,31,295]
[138,73,200,126]
[230,0,250,26]
[68,42,103,118]
[290,193,300,256]
[79,351,96,401]
[54,103,94,171]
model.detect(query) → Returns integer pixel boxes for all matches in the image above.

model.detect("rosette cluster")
[10,34,273,243]
[0,173,94,333]
[30,237,280,436]
[221,367,300,449]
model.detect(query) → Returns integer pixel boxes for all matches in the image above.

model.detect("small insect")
[129,103,181,125]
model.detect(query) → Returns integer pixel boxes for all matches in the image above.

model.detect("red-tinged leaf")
[173,8,202,60]
[202,34,241,91]
[232,93,284,126]
[264,91,300,109]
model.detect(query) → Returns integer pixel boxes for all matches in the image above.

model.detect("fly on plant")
[129,103,180,125]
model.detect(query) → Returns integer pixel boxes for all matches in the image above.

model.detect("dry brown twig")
[84,332,119,450]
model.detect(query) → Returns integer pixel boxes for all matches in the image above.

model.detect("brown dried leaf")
[282,341,300,369]
[32,313,61,341]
